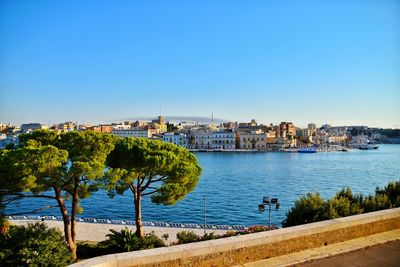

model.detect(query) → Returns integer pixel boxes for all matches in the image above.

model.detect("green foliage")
[223,230,239,237]
[100,227,139,252]
[175,230,240,244]
[325,197,362,219]
[140,232,166,249]
[77,241,120,259]
[0,223,73,267]
[176,230,200,244]
[375,181,400,207]
[201,232,219,240]
[105,137,201,238]
[18,129,59,147]
[284,180,400,227]
[106,137,202,206]
[0,145,68,199]
[98,228,165,252]
[245,225,276,233]
[0,130,117,259]
[283,193,327,227]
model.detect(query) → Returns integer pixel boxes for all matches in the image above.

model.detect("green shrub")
[245,225,276,233]
[283,193,327,227]
[141,231,165,249]
[223,230,239,237]
[201,232,219,240]
[77,242,120,259]
[375,181,400,207]
[98,228,165,253]
[0,223,73,267]
[176,230,200,244]
[99,228,140,252]
[284,180,400,227]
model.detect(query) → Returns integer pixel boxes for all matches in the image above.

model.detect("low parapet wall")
[71,208,400,267]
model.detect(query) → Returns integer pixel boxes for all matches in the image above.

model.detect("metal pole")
[204,197,206,235]
[269,204,271,228]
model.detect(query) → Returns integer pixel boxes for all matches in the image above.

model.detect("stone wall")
[70,208,400,267]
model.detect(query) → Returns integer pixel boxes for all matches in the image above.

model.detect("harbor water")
[5,145,400,227]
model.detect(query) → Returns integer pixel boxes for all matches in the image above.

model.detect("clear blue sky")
[1,0,399,128]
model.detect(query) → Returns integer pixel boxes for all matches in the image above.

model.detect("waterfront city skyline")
[0,1,399,128]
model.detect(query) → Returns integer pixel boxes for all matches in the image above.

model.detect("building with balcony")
[163,132,188,148]
[211,130,235,149]
[111,128,152,138]
[239,130,268,150]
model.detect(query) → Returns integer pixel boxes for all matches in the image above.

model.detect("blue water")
[6,145,400,227]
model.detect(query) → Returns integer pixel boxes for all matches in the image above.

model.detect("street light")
[203,197,207,235]
[258,197,280,228]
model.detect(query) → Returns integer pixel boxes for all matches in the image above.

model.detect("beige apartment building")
[239,130,268,150]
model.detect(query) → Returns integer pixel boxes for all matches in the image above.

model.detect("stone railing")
[70,208,400,267]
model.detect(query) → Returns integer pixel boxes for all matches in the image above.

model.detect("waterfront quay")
[2,118,398,151]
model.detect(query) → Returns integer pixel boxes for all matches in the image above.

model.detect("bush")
[98,228,165,253]
[375,181,400,207]
[283,180,400,227]
[77,242,120,259]
[201,232,219,240]
[176,230,237,244]
[141,232,166,249]
[245,225,276,233]
[99,227,140,252]
[176,230,200,244]
[222,230,239,237]
[0,223,73,267]
[283,193,327,227]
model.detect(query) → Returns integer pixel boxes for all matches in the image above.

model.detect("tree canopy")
[0,130,117,260]
[105,137,202,237]
[283,180,400,227]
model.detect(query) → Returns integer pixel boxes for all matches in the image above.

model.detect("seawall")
[69,207,400,267]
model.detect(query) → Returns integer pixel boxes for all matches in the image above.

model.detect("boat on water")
[358,142,379,150]
[298,146,317,153]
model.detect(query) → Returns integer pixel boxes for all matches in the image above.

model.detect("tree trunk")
[134,191,144,238]
[54,188,77,260]
[71,179,79,245]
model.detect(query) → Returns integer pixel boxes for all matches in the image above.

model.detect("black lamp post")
[258,197,280,228]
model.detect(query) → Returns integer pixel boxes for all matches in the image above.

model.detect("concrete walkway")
[234,229,400,267]
[9,220,228,245]
[298,240,400,267]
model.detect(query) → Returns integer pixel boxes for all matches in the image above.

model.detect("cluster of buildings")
[2,116,380,151]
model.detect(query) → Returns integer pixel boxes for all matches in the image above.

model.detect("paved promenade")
[9,220,229,245]
[235,229,400,267]
[299,239,400,267]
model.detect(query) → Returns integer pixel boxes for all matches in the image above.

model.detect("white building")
[21,123,46,133]
[191,131,213,149]
[112,123,132,130]
[111,128,152,138]
[211,131,235,149]
[162,133,188,148]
